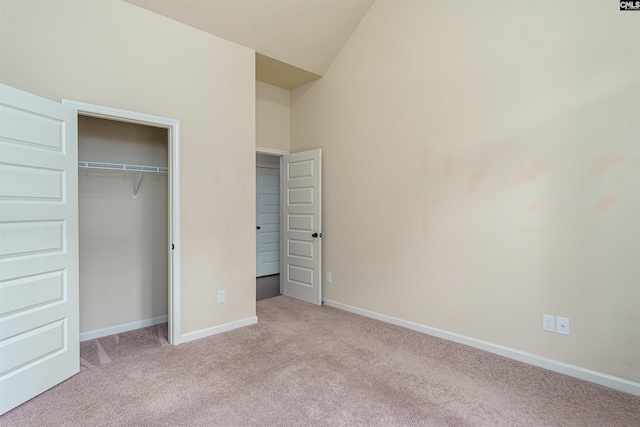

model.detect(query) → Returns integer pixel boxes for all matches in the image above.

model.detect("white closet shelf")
[79,161,168,199]
[78,161,168,173]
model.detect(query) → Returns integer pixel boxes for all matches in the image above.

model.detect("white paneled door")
[282,149,322,305]
[0,84,79,414]
[256,166,280,277]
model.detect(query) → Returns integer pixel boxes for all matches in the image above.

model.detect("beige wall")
[78,116,168,333]
[291,1,640,382]
[0,0,256,335]
[256,81,290,152]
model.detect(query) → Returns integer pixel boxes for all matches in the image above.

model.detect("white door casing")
[0,84,79,414]
[256,166,280,277]
[62,99,181,346]
[282,149,322,305]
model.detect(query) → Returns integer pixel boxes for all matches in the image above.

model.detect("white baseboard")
[323,299,640,396]
[80,315,168,342]
[180,316,258,344]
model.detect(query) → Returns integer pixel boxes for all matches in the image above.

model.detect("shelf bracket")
[133,172,143,199]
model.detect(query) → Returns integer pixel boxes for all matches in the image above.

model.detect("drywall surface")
[291,0,640,382]
[256,81,290,152]
[0,0,256,335]
[78,116,168,333]
[126,0,374,76]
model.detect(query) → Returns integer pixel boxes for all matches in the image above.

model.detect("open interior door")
[281,149,322,305]
[256,166,280,277]
[0,84,79,414]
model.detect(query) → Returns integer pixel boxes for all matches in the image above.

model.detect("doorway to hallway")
[256,274,280,301]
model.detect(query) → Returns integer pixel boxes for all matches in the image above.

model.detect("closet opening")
[78,116,168,345]
[63,99,181,345]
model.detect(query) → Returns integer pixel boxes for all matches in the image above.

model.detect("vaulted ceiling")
[125,0,375,89]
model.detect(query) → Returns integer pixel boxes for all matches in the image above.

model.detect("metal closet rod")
[78,161,168,199]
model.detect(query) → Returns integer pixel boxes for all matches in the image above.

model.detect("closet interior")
[78,116,169,340]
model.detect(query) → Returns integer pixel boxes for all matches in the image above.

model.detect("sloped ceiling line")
[126,0,375,89]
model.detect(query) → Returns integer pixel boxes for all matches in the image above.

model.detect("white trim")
[80,316,168,342]
[62,100,178,128]
[62,99,181,346]
[169,121,181,345]
[323,299,640,396]
[256,147,289,156]
[180,316,258,343]
[279,155,285,295]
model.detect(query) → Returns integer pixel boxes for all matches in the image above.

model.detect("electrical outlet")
[326,272,332,283]
[557,316,570,335]
[218,290,226,303]
[543,314,555,332]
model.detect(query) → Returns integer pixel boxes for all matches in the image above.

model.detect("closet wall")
[78,116,168,335]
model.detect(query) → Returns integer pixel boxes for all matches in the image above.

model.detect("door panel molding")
[0,84,78,414]
[256,166,281,277]
[281,149,322,305]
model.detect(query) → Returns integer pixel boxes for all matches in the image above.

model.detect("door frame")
[62,100,181,345]
[256,147,288,295]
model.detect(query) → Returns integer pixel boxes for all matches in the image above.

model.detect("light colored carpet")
[2,296,638,426]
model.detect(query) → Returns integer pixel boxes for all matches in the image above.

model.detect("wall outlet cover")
[218,290,226,303]
[543,314,555,332]
[326,272,332,283]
